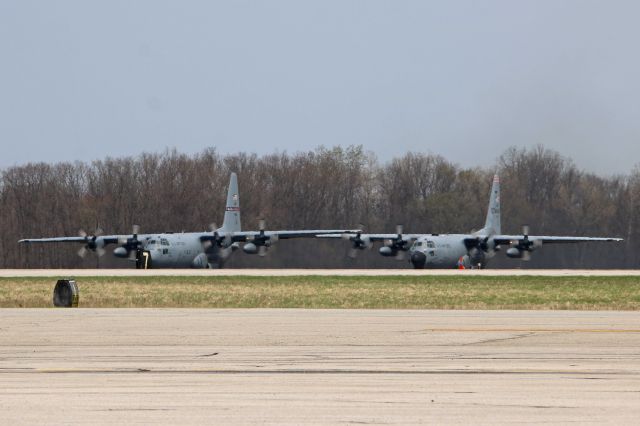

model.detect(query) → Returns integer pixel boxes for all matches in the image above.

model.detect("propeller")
[378,224,413,260]
[248,219,277,257]
[115,225,143,260]
[77,227,105,258]
[392,225,411,259]
[477,235,497,257]
[393,226,405,260]
[343,224,372,259]
[465,231,500,267]
[200,223,235,261]
[202,223,217,250]
[207,223,234,247]
[514,225,543,261]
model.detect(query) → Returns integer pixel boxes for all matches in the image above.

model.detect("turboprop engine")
[77,228,106,258]
[465,235,497,268]
[243,242,258,254]
[380,225,412,260]
[243,240,272,255]
[242,220,277,256]
[114,225,143,259]
[113,246,129,258]
[379,246,397,257]
[506,226,542,261]
[506,247,524,258]
[342,227,372,258]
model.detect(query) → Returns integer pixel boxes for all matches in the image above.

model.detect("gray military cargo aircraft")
[19,173,359,269]
[333,175,623,269]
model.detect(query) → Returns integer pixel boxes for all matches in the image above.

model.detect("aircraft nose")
[410,251,426,269]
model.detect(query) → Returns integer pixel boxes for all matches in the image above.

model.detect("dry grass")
[1,275,640,309]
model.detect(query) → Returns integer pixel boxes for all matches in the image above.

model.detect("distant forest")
[1,145,637,269]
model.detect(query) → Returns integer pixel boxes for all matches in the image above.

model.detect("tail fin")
[483,174,501,235]
[221,172,241,232]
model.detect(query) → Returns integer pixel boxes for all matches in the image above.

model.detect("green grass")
[1,275,640,309]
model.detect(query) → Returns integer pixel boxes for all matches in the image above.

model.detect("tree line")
[1,145,637,268]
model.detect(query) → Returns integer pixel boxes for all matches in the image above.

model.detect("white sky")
[1,1,639,175]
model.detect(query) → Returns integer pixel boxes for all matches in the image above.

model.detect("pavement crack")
[465,332,534,346]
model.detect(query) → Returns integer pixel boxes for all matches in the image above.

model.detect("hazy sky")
[1,1,639,175]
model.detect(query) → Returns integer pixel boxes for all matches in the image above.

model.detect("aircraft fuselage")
[115,232,226,269]
[408,234,482,269]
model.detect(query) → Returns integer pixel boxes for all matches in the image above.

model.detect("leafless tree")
[1,145,634,268]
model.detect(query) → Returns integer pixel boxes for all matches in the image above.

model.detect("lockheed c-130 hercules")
[330,175,623,269]
[19,173,359,269]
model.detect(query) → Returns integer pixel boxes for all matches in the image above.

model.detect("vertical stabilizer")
[221,173,241,232]
[483,174,501,235]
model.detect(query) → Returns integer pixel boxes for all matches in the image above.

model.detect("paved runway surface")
[1,268,640,277]
[1,309,640,424]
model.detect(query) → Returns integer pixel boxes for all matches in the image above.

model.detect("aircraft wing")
[19,237,88,244]
[19,236,122,245]
[491,235,623,245]
[317,233,423,241]
[202,229,362,243]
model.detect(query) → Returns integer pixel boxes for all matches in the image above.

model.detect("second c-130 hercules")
[329,175,623,269]
[19,173,359,269]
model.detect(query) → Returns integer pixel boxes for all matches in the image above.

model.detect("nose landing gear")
[410,251,426,269]
[135,249,152,269]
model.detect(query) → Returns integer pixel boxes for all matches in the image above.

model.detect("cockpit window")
[160,238,169,246]
[426,241,435,248]
[149,240,157,245]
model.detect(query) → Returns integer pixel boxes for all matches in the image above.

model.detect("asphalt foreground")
[2,309,640,425]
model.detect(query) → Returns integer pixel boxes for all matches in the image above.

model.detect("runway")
[1,309,640,424]
[1,268,640,277]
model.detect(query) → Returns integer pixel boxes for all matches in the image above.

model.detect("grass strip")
[0,275,639,310]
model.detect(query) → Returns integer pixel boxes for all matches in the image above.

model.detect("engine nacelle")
[87,238,105,251]
[243,242,258,254]
[355,235,371,249]
[379,246,397,257]
[468,247,486,265]
[506,247,523,258]
[191,253,208,268]
[113,246,129,258]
